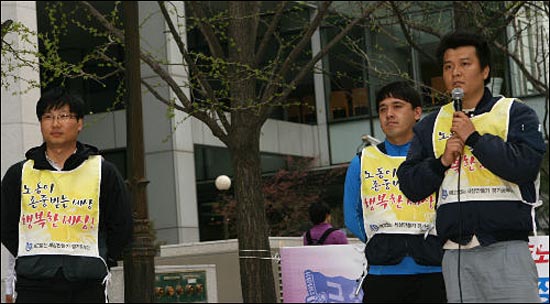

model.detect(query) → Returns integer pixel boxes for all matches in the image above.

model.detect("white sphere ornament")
[215,175,232,190]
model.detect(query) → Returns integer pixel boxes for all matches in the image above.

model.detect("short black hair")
[309,202,330,225]
[375,81,422,112]
[436,30,492,85]
[36,87,86,121]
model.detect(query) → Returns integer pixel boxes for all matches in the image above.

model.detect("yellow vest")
[433,98,523,206]
[19,155,102,259]
[360,145,437,240]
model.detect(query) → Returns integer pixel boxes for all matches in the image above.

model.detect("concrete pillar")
[1,0,42,295]
[138,1,199,244]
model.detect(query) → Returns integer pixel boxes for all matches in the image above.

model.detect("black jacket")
[397,88,546,246]
[1,142,133,281]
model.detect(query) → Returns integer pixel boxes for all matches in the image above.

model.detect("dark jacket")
[397,88,546,246]
[1,142,133,281]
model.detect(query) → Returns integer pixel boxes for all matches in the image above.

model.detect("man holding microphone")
[397,30,545,303]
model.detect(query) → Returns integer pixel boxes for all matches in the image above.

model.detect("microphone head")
[451,87,463,112]
[451,87,464,100]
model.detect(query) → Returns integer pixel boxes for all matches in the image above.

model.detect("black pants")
[15,271,105,303]
[362,273,446,303]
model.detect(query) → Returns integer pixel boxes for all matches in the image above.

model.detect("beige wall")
[154,237,362,303]
[157,237,306,303]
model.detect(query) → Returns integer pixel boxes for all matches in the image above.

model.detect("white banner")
[280,236,549,303]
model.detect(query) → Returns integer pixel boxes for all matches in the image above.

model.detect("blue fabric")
[344,155,365,242]
[368,256,442,275]
[344,140,442,275]
[384,140,411,157]
[304,269,362,303]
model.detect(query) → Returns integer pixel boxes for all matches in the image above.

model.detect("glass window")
[194,145,290,181]
[194,144,303,241]
[325,23,370,122]
[101,148,127,179]
[185,2,316,124]
[323,2,454,165]
[274,5,316,124]
[194,145,233,181]
[36,1,126,114]
[508,5,549,97]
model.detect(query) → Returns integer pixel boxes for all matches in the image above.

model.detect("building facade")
[2,0,548,285]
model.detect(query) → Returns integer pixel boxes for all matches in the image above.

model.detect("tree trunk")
[229,123,277,303]
[226,2,276,301]
[452,2,476,30]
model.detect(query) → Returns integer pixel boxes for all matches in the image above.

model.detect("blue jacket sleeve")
[344,155,366,242]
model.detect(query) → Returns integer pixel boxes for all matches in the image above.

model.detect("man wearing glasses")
[1,87,133,302]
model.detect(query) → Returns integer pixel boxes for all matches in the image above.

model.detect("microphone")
[452,88,464,112]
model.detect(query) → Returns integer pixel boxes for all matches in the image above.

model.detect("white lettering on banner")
[327,281,345,302]
[529,236,549,302]
[280,236,549,303]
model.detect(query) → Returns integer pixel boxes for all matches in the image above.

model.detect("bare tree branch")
[461,2,548,94]
[388,1,437,62]
[187,1,225,58]
[141,79,185,111]
[80,1,229,141]
[257,1,333,119]
[273,1,332,81]
[1,19,13,44]
[260,1,385,122]
[254,1,287,66]
[157,1,231,133]
[494,40,548,95]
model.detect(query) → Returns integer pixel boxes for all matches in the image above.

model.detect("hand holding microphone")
[441,88,469,167]
[450,88,475,142]
[441,135,464,167]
